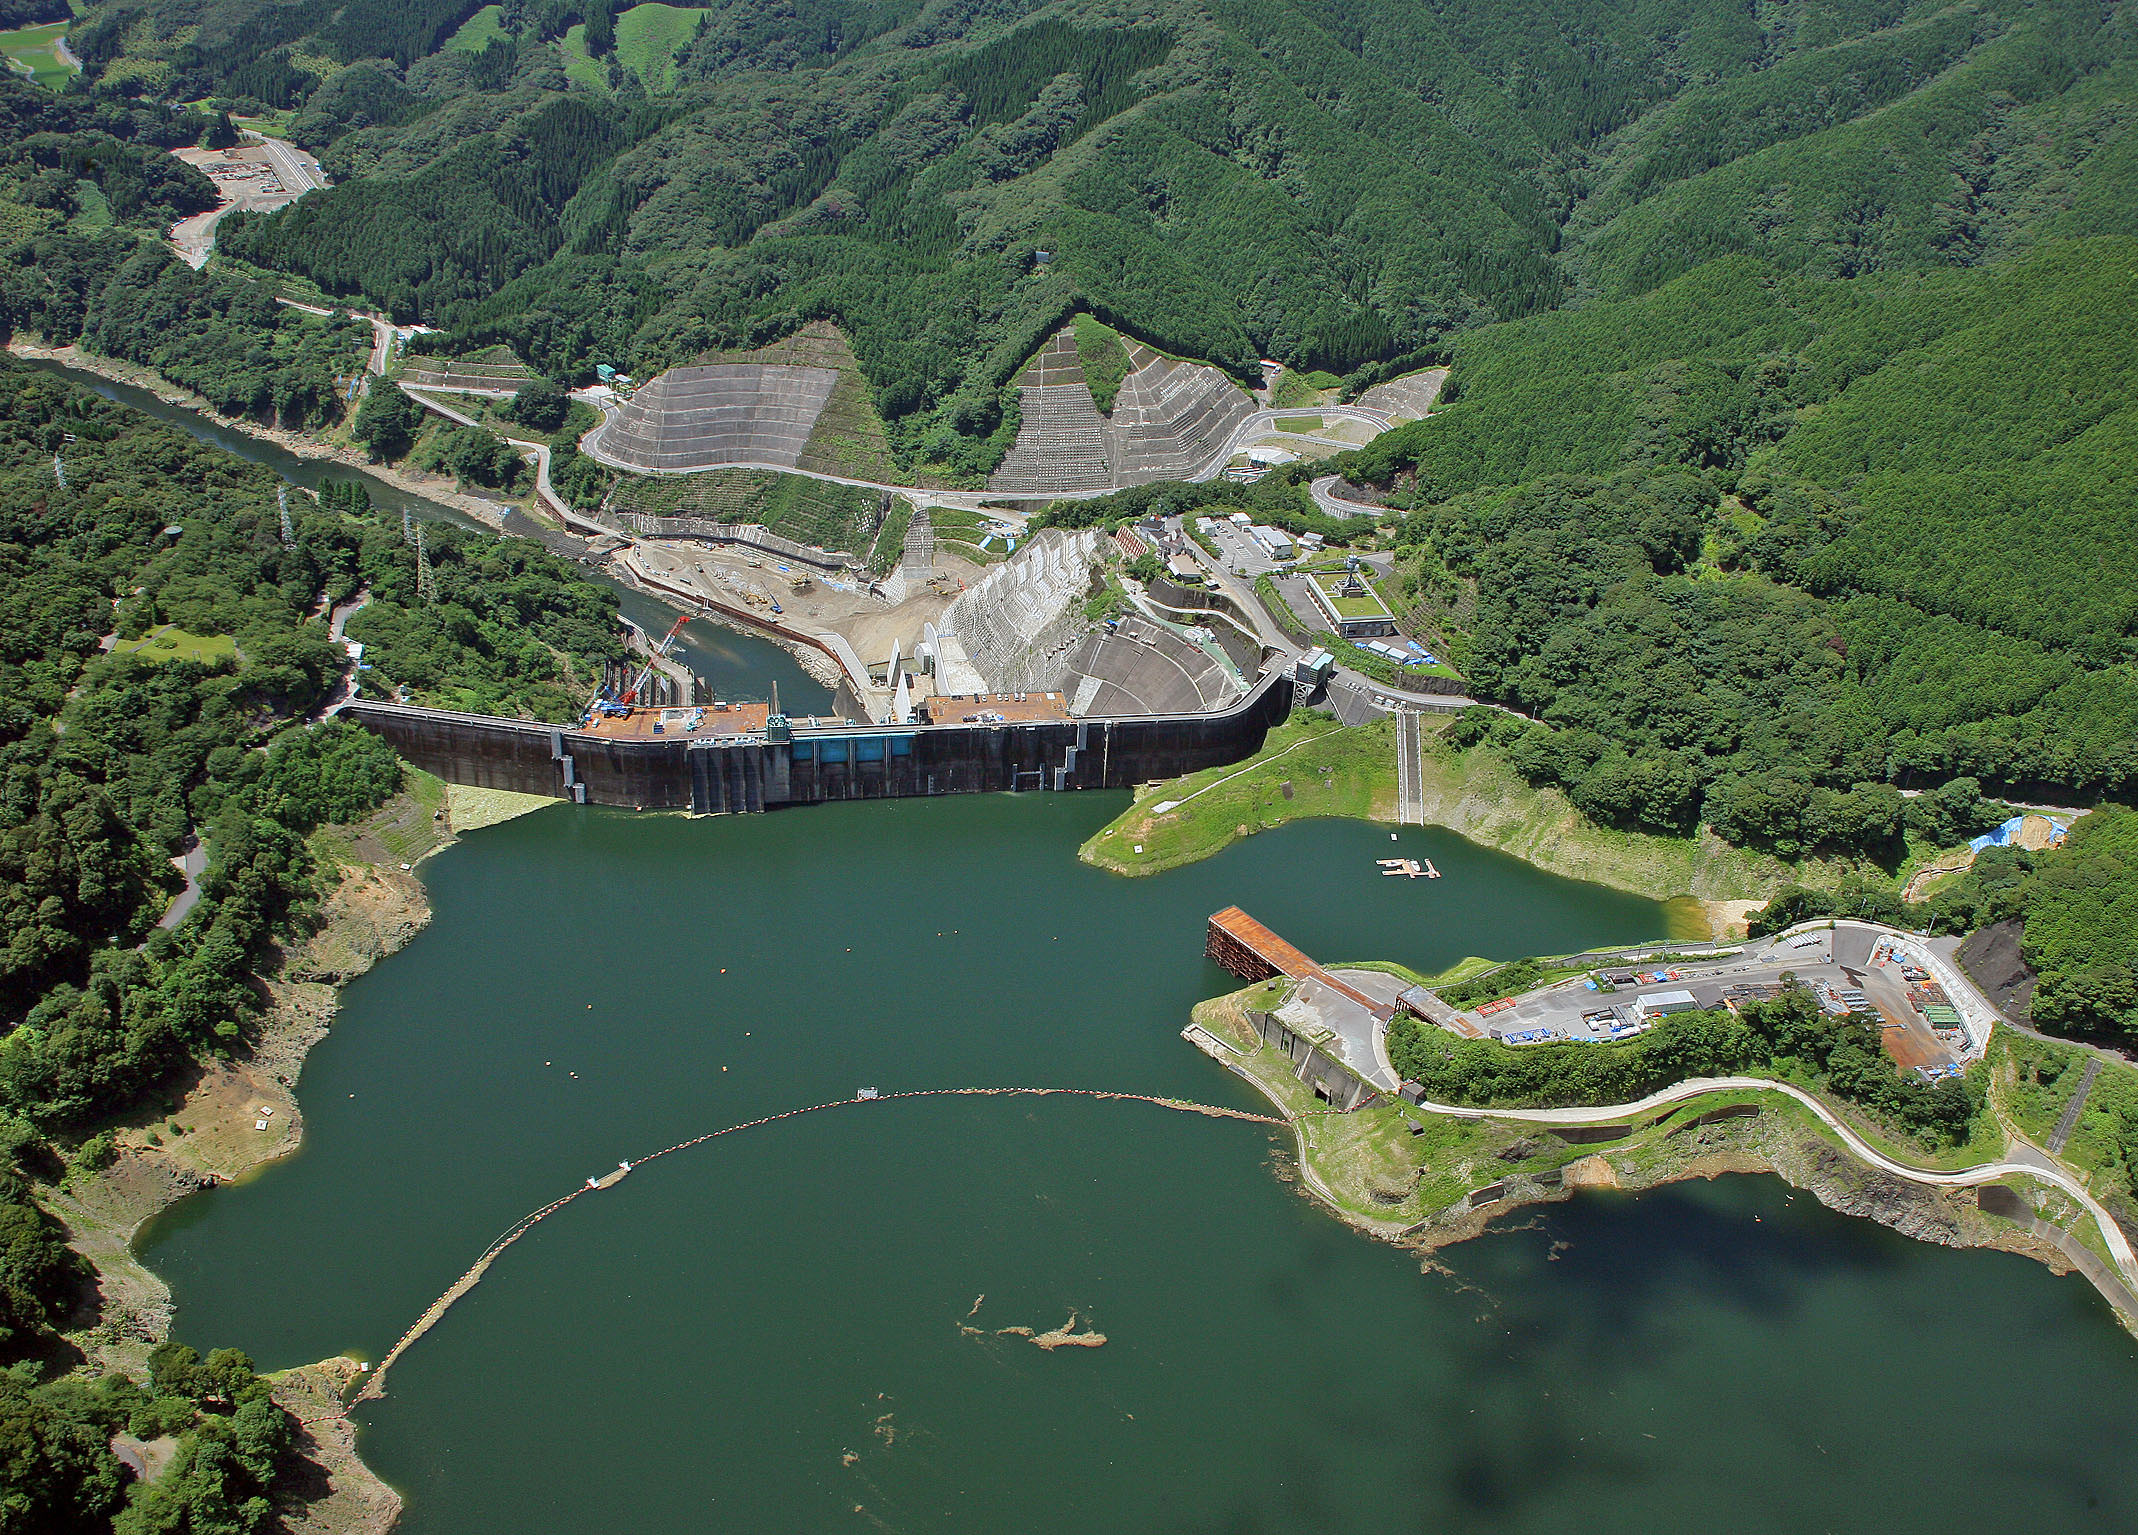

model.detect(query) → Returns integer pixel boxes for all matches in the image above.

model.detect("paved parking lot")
[1446,931,1957,1072]
[1200,519,1283,576]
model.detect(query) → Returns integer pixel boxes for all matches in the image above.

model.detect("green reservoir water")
[43,361,2138,1529]
[140,796,2138,1533]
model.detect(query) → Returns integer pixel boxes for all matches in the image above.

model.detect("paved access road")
[1403,1074,2138,1288]
[1309,474,1385,519]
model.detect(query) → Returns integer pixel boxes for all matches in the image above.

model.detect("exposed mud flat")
[50,857,430,1524]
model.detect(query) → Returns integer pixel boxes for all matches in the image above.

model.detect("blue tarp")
[1969,815,2029,853]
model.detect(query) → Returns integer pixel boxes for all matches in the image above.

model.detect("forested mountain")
[1340,234,2138,856]
[59,0,2135,471]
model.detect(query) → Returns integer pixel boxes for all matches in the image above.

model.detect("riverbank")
[6,337,516,530]
[1190,983,2138,1333]
[607,558,850,697]
[1085,712,1872,920]
[39,777,535,1532]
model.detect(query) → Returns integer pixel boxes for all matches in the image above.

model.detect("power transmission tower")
[415,522,437,604]
[278,485,294,547]
[52,453,65,488]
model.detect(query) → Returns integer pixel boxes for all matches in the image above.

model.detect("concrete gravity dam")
[349,524,1300,817]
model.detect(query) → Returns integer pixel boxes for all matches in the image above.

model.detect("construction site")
[166,137,329,269]
[348,315,1459,814]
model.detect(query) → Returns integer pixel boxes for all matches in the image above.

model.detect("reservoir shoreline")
[1189,981,2138,1332]
[55,851,434,1531]
[20,346,2138,1535]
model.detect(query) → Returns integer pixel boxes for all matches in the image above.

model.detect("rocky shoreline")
[1395,1112,2104,1309]
[1194,990,2136,1335]
[52,853,437,1533]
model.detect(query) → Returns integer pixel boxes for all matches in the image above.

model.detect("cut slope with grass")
[1072,314,1132,415]
[1084,711,1855,902]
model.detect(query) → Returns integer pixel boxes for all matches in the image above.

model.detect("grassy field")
[1275,416,1322,434]
[559,4,707,92]
[608,466,886,554]
[1,21,77,89]
[1071,314,1132,414]
[928,506,1007,565]
[1082,712,1398,876]
[112,625,236,665]
[1992,1029,2136,1215]
[558,24,607,89]
[1269,369,1338,410]
[445,782,555,835]
[445,4,509,50]
[867,497,913,575]
[616,4,705,91]
[230,110,294,140]
[1308,566,1391,619]
[311,769,450,870]
[1197,986,1826,1228]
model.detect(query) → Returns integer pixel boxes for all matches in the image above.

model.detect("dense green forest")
[0,354,628,1524]
[1335,234,2138,856]
[52,0,2129,475]
[0,82,371,427]
[1799,807,2138,1045]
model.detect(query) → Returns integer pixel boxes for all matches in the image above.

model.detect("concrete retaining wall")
[344,669,1293,814]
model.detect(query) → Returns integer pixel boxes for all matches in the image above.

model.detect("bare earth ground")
[623,536,987,684]
[47,797,462,1533]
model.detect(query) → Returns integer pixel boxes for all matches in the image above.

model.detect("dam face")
[345,673,1294,815]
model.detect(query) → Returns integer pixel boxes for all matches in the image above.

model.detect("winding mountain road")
[1404,1075,2137,1287]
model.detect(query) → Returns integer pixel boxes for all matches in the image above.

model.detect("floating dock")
[1376,858,1441,879]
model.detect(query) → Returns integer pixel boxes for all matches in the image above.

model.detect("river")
[44,361,2138,1532]
[21,357,835,713]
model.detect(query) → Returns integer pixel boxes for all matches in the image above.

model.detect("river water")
[42,361,2138,1531]
[22,358,834,712]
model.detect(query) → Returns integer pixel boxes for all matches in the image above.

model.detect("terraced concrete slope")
[1355,368,1448,423]
[402,347,537,395]
[1111,343,1257,482]
[583,322,905,480]
[989,325,1255,495]
[987,328,1117,495]
[587,362,839,473]
[1058,617,1243,716]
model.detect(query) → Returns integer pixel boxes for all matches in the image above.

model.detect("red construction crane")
[618,611,694,707]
